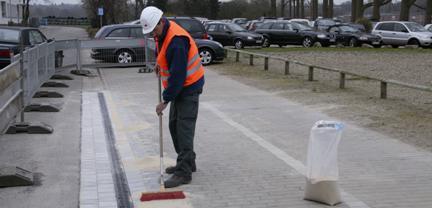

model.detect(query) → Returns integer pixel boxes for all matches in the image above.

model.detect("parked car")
[205,22,264,49]
[246,20,264,31]
[372,21,432,48]
[0,26,63,69]
[288,18,314,27]
[327,24,382,47]
[314,18,338,31]
[92,19,225,65]
[425,24,432,32]
[255,20,334,47]
[231,18,248,28]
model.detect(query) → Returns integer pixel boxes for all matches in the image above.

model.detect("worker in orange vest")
[141,6,205,188]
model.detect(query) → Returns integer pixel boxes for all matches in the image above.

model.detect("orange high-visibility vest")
[156,20,205,89]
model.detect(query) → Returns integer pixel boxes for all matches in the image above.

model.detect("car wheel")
[391,45,399,48]
[302,37,313,47]
[199,48,213,66]
[408,39,420,47]
[234,39,244,49]
[262,37,270,48]
[349,38,358,47]
[116,50,134,63]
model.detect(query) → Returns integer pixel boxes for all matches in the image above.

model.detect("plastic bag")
[304,120,344,206]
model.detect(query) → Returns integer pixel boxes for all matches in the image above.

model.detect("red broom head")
[140,191,186,202]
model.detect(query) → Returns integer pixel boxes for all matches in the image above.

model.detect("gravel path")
[210,49,432,152]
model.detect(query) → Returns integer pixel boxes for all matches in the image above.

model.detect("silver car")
[372,21,432,48]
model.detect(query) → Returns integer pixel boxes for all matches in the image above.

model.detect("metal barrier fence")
[0,41,57,134]
[0,37,158,134]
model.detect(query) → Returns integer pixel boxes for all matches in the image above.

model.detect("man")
[140,6,204,188]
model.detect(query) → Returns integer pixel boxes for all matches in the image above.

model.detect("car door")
[207,24,226,45]
[130,27,145,61]
[269,22,285,44]
[220,24,235,46]
[285,23,302,44]
[374,23,394,45]
[328,26,344,44]
[393,23,410,45]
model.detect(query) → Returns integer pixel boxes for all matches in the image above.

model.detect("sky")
[42,0,350,5]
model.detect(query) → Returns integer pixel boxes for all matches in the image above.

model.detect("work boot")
[164,175,192,188]
[165,162,196,174]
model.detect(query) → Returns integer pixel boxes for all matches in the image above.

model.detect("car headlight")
[317,34,327,39]
[359,36,368,40]
[247,36,254,40]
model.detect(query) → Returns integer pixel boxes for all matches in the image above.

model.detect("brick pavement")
[82,66,432,208]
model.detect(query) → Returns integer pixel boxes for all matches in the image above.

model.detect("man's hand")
[156,102,168,116]
[154,64,160,77]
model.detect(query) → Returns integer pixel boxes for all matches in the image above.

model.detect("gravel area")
[209,49,432,152]
[248,48,432,86]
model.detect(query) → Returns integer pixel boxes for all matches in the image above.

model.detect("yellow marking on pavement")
[119,122,151,132]
[123,157,176,171]
[138,198,193,208]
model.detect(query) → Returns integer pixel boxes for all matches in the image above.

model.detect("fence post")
[308,66,314,81]
[380,81,387,99]
[76,39,81,71]
[339,72,345,89]
[19,35,25,122]
[284,61,290,75]
[264,57,269,71]
[235,51,239,62]
[249,54,254,65]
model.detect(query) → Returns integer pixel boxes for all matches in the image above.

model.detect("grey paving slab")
[80,92,118,208]
[86,66,432,208]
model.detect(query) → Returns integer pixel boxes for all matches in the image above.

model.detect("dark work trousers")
[168,92,200,177]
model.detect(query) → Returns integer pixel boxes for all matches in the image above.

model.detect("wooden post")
[380,81,387,99]
[235,51,239,62]
[249,54,254,65]
[339,72,345,89]
[284,61,290,75]
[308,66,314,81]
[264,57,269,71]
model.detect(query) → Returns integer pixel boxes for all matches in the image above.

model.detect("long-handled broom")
[140,75,186,202]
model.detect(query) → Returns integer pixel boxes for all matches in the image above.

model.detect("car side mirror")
[402,29,409,33]
[226,30,232,34]
[294,29,299,32]
[47,38,54,42]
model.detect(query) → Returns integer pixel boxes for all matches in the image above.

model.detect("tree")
[135,0,145,19]
[311,0,318,20]
[281,0,286,17]
[371,0,392,21]
[270,0,277,17]
[426,0,432,24]
[147,0,168,12]
[400,0,417,21]
[300,0,304,18]
[328,0,333,17]
[209,0,220,19]
[22,0,31,25]
[323,0,329,18]
[351,0,357,22]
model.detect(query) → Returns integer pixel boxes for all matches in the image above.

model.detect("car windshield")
[292,21,310,27]
[405,22,428,32]
[318,19,336,26]
[340,26,359,32]
[292,22,312,31]
[228,23,247,32]
[0,29,19,43]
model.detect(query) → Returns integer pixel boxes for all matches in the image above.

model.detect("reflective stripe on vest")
[156,21,205,88]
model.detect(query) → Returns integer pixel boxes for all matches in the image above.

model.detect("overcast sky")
[43,0,351,5]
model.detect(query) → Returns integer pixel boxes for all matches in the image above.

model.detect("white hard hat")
[140,6,163,34]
